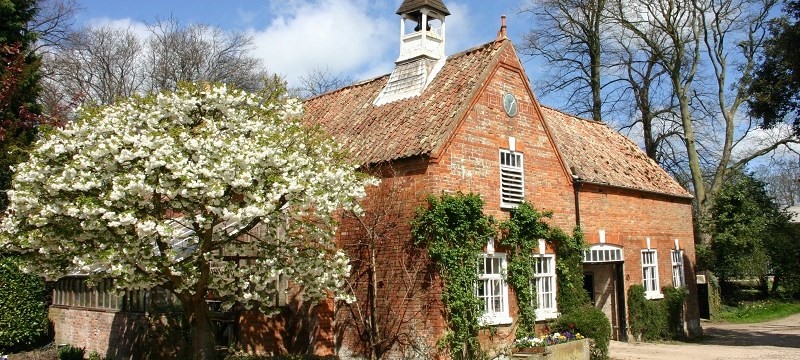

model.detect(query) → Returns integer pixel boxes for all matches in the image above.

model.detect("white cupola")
[374,0,450,106]
[396,0,450,62]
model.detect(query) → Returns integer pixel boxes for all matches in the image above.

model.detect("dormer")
[396,0,450,63]
[374,0,451,106]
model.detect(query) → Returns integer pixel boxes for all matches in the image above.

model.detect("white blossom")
[1,83,375,314]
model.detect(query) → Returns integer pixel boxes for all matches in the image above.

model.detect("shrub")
[0,256,49,352]
[553,305,610,360]
[628,285,687,341]
[663,287,687,339]
[58,345,85,360]
[627,285,666,341]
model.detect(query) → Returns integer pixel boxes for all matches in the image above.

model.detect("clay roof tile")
[541,106,691,198]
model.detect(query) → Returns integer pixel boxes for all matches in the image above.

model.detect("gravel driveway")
[610,313,800,359]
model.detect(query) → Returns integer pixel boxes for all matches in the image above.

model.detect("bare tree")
[294,66,354,99]
[756,157,800,207]
[42,25,145,105]
[41,18,278,111]
[610,36,682,161]
[520,0,608,121]
[610,0,800,220]
[695,0,792,201]
[145,17,271,93]
[337,167,437,360]
[524,0,799,226]
[610,0,709,206]
[30,0,80,52]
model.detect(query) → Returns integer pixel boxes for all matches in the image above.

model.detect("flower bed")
[512,333,590,360]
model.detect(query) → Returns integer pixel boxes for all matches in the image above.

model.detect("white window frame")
[671,250,686,288]
[477,253,512,325]
[641,250,663,299]
[532,254,559,320]
[499,149,524,208]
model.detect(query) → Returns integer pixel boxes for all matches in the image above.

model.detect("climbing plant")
[554,227,590,314]
[412,196,590,358]
[411,193,496,359]
[499,202,588,338]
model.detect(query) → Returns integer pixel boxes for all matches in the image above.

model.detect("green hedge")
[627,285,686,341]
[0,256,50,352]
[553,305,610,360]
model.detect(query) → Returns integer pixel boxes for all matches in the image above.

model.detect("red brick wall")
[238,298,335,356]
[577,184,701,327]
[334,157,447,359]
[426,43,579,356]
[335,42,700,357]
[49,307,187,359]
[431,47,576,229]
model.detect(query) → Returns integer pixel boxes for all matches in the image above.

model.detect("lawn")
[714,300,800,323]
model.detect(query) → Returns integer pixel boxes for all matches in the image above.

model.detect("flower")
[516,328,587,350]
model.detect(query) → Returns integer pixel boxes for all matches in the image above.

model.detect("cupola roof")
[396,0,451,16]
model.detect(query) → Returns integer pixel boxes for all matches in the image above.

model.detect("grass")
[714,300,800,324]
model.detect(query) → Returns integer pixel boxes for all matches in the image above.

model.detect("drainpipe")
[571,167,582,228]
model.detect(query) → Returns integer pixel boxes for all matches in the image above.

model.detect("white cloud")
[237,9,258,25]
[443,2,478,55]
[249,0,395,86]
[80,1,492,88]
[733,123,799,162]
[85,17,151,40]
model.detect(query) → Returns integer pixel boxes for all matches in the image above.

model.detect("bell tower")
[374,0,451,106]
[396,0,450,62]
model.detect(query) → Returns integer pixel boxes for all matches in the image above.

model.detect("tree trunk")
[185,295,217,360]
[368,243,379,360]
[771,275,781,296]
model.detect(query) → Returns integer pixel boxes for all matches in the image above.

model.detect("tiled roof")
[541,106,691,198]
[303,39,690,199]
[303,40,502,165]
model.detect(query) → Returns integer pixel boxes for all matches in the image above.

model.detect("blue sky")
[74,0,549,99]
[69,0,798,167]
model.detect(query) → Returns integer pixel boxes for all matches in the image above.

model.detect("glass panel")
[491,280,502,296]
[492,297,501,312]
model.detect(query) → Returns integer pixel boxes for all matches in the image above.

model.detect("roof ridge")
[304,73,390,102]
[305,39,505,103]
[540,104,605,125]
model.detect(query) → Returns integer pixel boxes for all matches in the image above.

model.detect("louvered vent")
[500,149,524,208]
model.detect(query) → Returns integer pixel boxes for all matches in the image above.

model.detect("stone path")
[610,313,800,359]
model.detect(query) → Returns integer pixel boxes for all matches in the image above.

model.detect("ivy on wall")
[411,193,496,359]
[627,284,687,341]
[553,228,590,314]
[500,203,588,338]
[412,195,591,358]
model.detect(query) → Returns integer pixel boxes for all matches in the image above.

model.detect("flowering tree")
[0,83,373,359]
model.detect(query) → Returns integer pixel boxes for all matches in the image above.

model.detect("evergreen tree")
[704,170,796,299]
[748,0,800,132]
[1,0,42,211]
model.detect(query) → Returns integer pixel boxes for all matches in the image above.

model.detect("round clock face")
[503,93,518,117]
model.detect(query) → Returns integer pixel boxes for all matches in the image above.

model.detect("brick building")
[302,0,701,357]
[47,0,700,358]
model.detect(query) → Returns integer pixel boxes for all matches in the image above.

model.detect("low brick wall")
[49,307,188,359]
[511,339,591,360]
